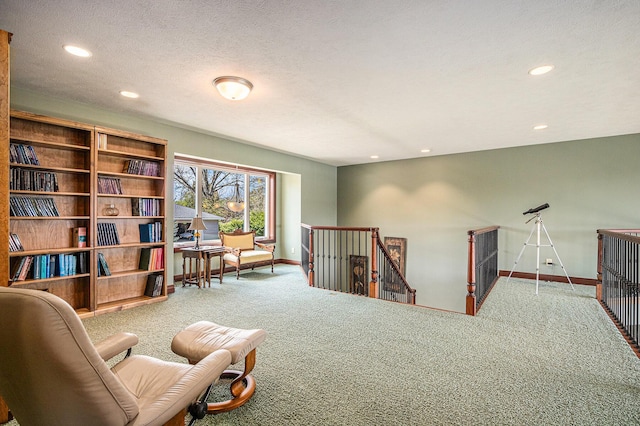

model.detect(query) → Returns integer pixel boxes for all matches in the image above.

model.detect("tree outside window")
[173,159,273,244]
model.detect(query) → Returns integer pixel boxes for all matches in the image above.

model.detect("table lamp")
[188,216,207,249]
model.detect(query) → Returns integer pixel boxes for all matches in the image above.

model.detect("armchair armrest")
[94,332,139,361]
[255,242,275,253]
[134,349,233,425]
[223,246,242,256]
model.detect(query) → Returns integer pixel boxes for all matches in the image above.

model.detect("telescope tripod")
[506,213,574,294]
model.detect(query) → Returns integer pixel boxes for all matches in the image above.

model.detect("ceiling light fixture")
[213,76,253,101]
[119,91,139,99]
[227,171,245,212]
[421,149,431,153]
[63,45,92,58]
[370,155,379,159]
[533,124,548,130]
[528,65,554,76]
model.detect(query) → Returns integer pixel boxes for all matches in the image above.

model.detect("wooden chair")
[220,230,275,279]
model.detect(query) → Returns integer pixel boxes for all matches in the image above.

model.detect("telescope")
[522,203,549,215]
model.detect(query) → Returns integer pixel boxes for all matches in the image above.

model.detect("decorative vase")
[104,204,119,216]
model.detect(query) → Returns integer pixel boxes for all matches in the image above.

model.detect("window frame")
[173,155,276,247]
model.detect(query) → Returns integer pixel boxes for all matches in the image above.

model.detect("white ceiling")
[1,1,639,166]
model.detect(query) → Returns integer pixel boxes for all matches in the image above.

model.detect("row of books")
[139,247,164,271]
[132,197,161,216]
[10,196,60,217]
[144,273,164,297]
[10,168,60,192]
[97,222,120,246]
[97,252,111,276]
[10,143,40,165]
[139,222,163,243]
[10,252,87,282]
[9,233,24,252]
[98,176,123,195]
[123,159,160,177]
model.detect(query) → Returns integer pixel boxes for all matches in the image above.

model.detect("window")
[173,156,275,246]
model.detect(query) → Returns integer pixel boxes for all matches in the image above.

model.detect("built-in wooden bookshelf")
[6,111,167,317]
[94,126,166,314]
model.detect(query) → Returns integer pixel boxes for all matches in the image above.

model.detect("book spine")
[74,227,87,248]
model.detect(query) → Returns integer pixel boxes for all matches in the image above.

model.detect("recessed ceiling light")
[119,91,139,99]
[370,155,379,159]
[63,45,92,58]
[421,149,431,153]
[528,65,554,76]
[533,124,548,130]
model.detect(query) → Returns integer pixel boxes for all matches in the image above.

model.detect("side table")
[181,247,227,288]
[201,246,226,286]
[181,248,206,288]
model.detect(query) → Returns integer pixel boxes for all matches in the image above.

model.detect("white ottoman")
[171,321,267,414]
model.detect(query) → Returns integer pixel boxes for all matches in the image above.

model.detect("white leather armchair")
[0,286,232,426]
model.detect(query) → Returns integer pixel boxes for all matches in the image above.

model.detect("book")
[97,252,111,276]
[57,254,67,277]
[139,223,153,243]
[9,233,24,252]
[139,248,151,270]
[78,252,87,274]
[73,227,87,248]
[144,274,164,297]
[11,257,27,282]
[97,133,108,150]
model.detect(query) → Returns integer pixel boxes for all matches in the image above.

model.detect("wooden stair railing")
[467,226,500,316]
[301,224,415,304]
[597,229,640,357]
[373,232,416,304]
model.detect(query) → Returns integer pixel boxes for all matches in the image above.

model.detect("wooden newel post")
[466,231,477,316]
[307,228,314,287]
[596,232,603,301]
[369,229,378,298]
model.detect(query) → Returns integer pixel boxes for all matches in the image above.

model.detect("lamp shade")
[213,76,253,101]
[188,216,207,231]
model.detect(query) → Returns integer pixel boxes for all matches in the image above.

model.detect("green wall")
[11,87,337,281]
[337,134,640,312]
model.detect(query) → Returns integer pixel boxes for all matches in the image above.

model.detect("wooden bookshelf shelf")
[98,171,165,181]
[97,268,165,280]
[99,148,163,161]
[9,163,90,174]
[10,273,91,286]
[11,137,92,151]
[96,295,168,315]
[10,247,90,257]
[6,110,168,317]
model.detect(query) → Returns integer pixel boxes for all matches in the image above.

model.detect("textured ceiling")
[1,1,639,166]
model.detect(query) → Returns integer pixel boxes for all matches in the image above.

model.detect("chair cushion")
[224,250,273,265]
[113,349,232,425]
[223,233,255,250]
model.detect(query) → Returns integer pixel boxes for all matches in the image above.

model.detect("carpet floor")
[8,265,640,425]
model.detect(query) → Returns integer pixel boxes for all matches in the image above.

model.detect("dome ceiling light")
[213,76,253,101]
